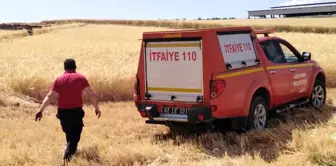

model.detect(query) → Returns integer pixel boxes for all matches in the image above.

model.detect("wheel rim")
[312,85,325,108]
[254,104,267,130]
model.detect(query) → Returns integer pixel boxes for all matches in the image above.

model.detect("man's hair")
[64,59,77,70]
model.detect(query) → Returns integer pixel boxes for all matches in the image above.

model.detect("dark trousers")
[57,107,85,158]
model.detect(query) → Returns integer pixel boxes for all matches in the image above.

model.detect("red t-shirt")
[51,71,90,109]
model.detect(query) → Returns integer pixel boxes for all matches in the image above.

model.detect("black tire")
[246,96,269,131]
[309,79,326,110]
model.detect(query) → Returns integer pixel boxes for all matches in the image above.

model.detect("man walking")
[35,59,101,162]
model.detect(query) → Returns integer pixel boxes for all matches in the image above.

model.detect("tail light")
[133,76,139,96]
[198,114,204,121]
[140,111,147,117]
[210,80,225,99]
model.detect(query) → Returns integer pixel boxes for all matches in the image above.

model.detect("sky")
[0,0,334,23]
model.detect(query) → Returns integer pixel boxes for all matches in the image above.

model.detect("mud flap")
[230,117,248,130]
[142,105,158,120]
[188,106,213,125]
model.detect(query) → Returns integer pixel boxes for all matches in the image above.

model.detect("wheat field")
[191,17,336,27]
[0,24,335,104]
[0,24,171,106]
[0,24,335,166]
[41,18,336,34]
[0,24,86,42]
[0,30,26,37]
[0,102,335,166]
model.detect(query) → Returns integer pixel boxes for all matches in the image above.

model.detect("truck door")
[277,40,313,100]
[144,39,203,102]
[259,40,292,105]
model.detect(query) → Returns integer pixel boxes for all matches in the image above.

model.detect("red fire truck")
[133,26,326,132]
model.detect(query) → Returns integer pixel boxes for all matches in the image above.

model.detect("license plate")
[162,107,189,115]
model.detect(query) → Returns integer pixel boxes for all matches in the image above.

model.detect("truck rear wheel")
[309,79,326,110]
[246,96,269,131]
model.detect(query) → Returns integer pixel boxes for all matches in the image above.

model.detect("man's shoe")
[63,145,72,163]
[63,153,72,163]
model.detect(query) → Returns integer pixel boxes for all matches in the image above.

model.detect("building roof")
[271,1,336,9]
[248,1,336,16]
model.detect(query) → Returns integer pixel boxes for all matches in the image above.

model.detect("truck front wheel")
[309,79,326,110]
[246,96,269,131]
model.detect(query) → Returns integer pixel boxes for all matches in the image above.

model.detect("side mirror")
[302,52,311,61]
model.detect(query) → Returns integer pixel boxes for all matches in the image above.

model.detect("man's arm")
[84,87,101,118]
[82,76,101,118]
[39,90,57,113]
[35,90,57,121]
[84,87,99,109]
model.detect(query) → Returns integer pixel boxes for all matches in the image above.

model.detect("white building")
[248,2,336,18]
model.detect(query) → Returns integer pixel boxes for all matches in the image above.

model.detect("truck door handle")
[269,70,276,74]
[290,68,295,72]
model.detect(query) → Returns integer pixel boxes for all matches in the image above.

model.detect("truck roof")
[142,26,275,40]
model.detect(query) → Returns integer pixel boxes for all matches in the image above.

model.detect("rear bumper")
[148,117,188,124]
[136,103,214,125]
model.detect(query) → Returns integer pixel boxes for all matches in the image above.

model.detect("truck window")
[260,40,286,63]
[279,42,299,63]
[217,33,259,70]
